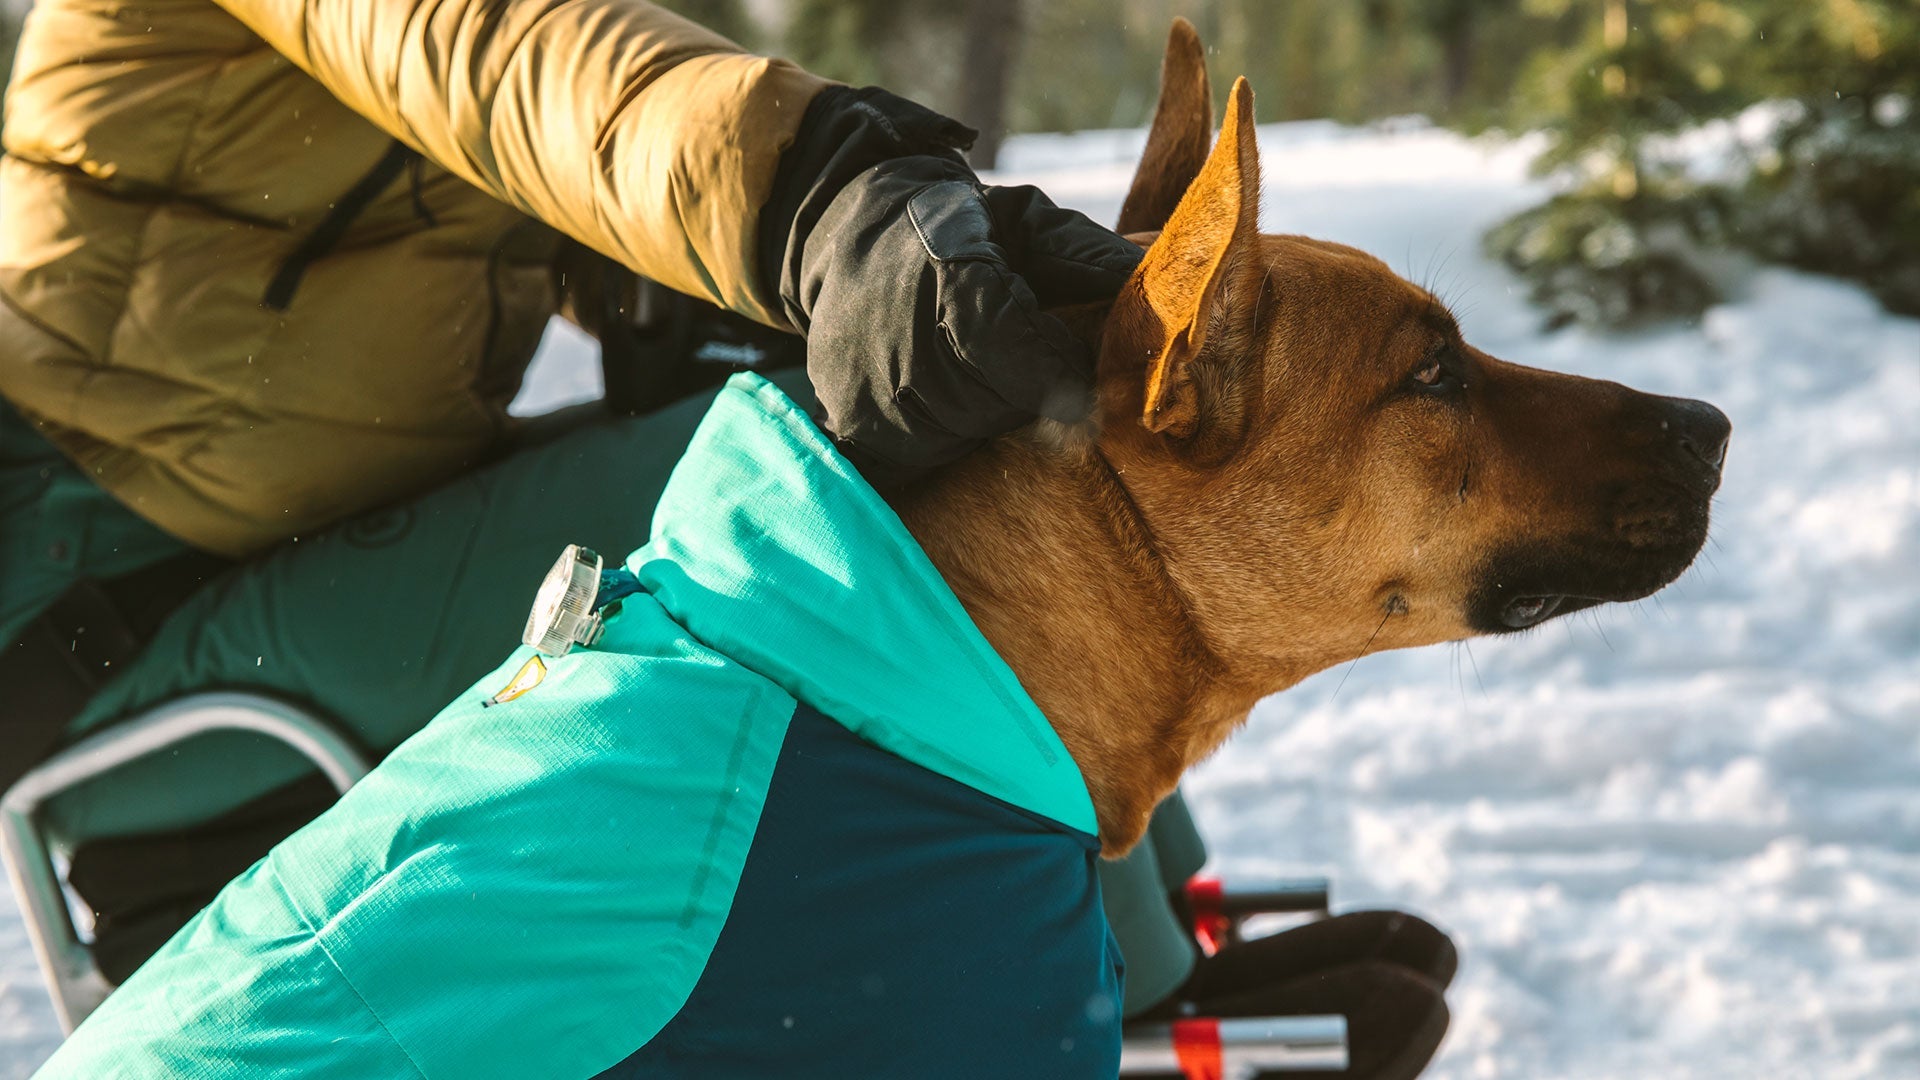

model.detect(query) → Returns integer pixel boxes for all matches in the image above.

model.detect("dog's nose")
[1660,396,1731,476]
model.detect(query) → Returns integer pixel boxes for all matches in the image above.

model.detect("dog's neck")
[889,308,1266,854]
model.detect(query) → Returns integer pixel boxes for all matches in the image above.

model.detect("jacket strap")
[262,140,420,312]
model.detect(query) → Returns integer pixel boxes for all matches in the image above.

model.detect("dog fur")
[893,19,1729,854]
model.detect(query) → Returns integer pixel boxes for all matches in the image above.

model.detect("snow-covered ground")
[1,119,1914,1077]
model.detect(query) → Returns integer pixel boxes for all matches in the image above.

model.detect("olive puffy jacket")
[0,0,829,556]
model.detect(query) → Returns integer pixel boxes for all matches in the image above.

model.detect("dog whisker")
[1589,610,1616,651]
[1650,593,1671,621]
[1432,250,1458,302]
[1330,606,1397,701]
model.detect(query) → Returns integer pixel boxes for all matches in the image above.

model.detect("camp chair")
[1119,875,1349,1078]
[0,692,368,1032]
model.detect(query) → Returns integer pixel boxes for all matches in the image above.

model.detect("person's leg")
[0,399,192,638]
[1101,820,1198,1019]
[0,396,209,789]
[1104,789,1218,1020]
[0,397,193,643]
[1177,910,1458,999]
[1144,788,1209,889]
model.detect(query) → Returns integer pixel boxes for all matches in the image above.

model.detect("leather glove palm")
[763,88,1143,485]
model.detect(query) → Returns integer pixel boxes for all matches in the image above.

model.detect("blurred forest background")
[0,0,1912,327]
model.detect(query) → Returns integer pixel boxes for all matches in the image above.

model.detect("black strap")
[261,140,420,312]
[0,550,232,791]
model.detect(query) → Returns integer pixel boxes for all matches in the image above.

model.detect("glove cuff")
[759,87,980,331]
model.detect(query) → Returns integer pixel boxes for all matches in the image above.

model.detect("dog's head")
[1095,20,1728,678]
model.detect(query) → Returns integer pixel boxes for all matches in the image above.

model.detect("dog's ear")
[1123,76,1260,441]
[1117,18,1212,235]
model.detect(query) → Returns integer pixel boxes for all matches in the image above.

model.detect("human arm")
[207,0,829,326]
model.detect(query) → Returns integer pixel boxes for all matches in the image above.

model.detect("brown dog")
[894,19,1730,854]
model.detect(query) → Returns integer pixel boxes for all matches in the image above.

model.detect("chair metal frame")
[0,692,369,1032]
[1116,874,1346,1076]
[1120,1015,1349,1077]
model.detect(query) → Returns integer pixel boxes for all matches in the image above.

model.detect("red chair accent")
[1184,875,1232,956]
[1171,1017,1225,1080]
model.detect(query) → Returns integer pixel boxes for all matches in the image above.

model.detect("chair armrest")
[1181,875,1331,954]
[0,692,367,1032]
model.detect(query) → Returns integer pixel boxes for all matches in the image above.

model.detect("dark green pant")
[4,375,1202,1015]
[0,397,190,647]
[1100,791,1208,1014]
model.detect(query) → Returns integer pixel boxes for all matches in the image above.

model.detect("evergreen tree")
[1734,0,1920,313]
[1486,0,1754,328]
[1486,0,1920,325]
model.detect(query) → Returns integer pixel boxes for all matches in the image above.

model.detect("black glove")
[761,87,1144,486]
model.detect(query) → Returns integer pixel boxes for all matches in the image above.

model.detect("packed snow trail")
[0,119,1913,1079]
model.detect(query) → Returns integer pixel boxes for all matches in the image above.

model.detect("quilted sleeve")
[206,0,832,326]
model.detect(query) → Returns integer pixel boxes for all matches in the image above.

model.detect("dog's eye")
[1408,353,1462,394]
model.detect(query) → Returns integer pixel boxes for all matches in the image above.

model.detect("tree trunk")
[958,0,1022,170]
[1441,15,1474,108]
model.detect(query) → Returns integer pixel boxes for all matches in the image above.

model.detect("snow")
[2,118,1915,1077]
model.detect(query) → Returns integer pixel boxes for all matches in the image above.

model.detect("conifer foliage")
[1488,0,1920,326]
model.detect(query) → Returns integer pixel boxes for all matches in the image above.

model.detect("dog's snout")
[1660,396,1731,477]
